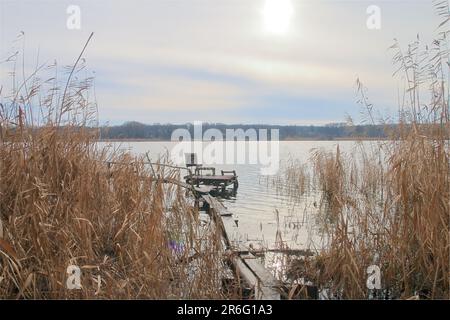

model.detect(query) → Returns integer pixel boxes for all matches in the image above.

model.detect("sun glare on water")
[262,0,294,35]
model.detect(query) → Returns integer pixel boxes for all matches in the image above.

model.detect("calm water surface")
[99,140,381,250]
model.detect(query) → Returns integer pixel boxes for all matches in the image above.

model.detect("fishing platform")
[183,154,238,196]
[181,153,280,300]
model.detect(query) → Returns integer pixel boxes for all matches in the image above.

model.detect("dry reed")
[0,34,227,299]
[278,2,449,299]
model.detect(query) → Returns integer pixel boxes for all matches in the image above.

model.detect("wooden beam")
[201,194,280,300]
[243,256,280,300]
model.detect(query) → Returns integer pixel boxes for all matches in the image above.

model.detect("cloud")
[0,0,441,124]
[98,72,250,112]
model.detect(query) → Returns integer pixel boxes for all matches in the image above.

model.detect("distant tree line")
[98,121,390,140]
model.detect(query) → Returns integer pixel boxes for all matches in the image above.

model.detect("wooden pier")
[184,167,238,195]
[201,194,280,300]
[155,154,280,299]
[108,155,310,299]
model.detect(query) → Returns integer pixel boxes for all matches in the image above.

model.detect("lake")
[98,140,381,251]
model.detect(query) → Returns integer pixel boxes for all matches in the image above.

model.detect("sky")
[0,0,443,125]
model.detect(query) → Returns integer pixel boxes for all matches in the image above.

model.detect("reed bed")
[277,4,449,299]
[0,38,227,299]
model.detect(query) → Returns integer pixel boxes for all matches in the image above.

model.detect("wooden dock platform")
[184,167,238,193]
[158,158,280,299]
[201,195,280,300]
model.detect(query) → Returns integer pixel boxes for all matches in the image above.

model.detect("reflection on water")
[98,140,379,250]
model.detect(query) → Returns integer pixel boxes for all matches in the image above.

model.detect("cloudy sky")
[0,0,442,125]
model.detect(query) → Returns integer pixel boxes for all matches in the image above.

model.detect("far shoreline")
[97,137,389,142]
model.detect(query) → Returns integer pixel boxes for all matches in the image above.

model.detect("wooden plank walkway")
[243,255,280,300]
[201,194,280,300]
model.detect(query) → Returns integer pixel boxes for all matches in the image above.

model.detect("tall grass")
[279,2,449,299]
[0,34,226,299]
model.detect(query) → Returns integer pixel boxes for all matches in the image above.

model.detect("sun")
[262,0,294,35]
